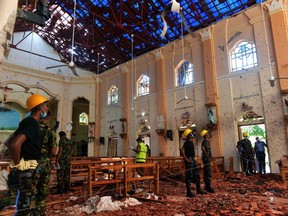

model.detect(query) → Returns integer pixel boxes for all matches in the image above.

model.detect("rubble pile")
[45,173,288,216]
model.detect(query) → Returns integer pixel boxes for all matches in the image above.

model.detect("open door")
[238,124,270,174]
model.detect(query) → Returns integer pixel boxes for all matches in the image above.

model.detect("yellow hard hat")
[183,129,192,139]
[26,94,48,111]
[200,129,209,138]
[243,132,248,137]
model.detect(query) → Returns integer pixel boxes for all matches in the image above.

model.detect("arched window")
[108,85,118,105]
[231,41,258,72]
[138,74,150,96]
[176,60,194,86]
[79,112,88,125]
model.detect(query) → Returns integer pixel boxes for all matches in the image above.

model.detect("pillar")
[93,76,102,156]
[199,26,223,157]
[266,0,288,90]
[153,48,168,156]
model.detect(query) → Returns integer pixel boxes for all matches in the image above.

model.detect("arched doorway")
[71,97,89,156]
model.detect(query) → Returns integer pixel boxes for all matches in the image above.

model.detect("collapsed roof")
[14,0,263,74]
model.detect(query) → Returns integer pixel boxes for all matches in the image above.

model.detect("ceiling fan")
[46,0,79,77]
[176,95,196,104]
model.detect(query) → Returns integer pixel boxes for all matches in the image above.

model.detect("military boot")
[196,184,206,194]
[63,183,69,193]
[205,184,215,193]
[55,185,63,194]
[186,185,195,198]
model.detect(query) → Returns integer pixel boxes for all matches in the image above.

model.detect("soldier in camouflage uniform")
[180,129,206,197]
[35,111,57,215]
[7,94,49,216]
[56,131,73,194]
[200,130,215,193]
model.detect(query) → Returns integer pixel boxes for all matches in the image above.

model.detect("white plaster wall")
[3,32,95,77]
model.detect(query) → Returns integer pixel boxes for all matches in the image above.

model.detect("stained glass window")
[79,112,88,125]
[108,85,118,105]
[138,74,150,96]
[231,41,258,72]
[176,60,194,86]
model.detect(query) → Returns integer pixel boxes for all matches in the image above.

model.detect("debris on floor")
[1,173,288,215]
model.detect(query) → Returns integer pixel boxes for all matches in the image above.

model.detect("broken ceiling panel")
[13,0,264,74]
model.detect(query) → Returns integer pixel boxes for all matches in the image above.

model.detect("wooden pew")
[69,160,97,189]
[70,157,135,189]
[146,156,184,179]
[146,156,224,182]
[84,163,125,198]
[124,163,159,197]
[84,162,159,198]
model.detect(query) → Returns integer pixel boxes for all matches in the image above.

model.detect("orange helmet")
[26,94,48,111]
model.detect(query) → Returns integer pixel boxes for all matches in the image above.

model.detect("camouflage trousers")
[0,169,19,211]
[203,158,212,186]
[185,158,200,186]
[7,168,40,216]
[57,160,70,189]
[35,158,52,215]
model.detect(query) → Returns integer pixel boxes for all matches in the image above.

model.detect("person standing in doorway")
[7,94,49,215]
[237,132,255,175]
[200,129,215,193]
[55,131,73,194]
[180,129,206,197]
[36,110,57,215]
[254,137,268,174]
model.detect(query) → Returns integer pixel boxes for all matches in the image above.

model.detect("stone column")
[93,75,102,156]
[119,64,130,156]
[266,0,288,157]
[59,76,73,137]
[265,0,288,91]
[153,48,168,156]
[199,26,223,157]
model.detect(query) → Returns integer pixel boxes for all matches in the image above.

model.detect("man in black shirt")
[7,94,49,215]
[180,129,206,197]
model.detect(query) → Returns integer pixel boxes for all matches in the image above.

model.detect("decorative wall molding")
[199,26,214,41]
[118,64,127,73]
[265,0,283,14]
[153,48,162,59]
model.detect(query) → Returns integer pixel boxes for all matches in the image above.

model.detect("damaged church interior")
[1,0,288,215]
